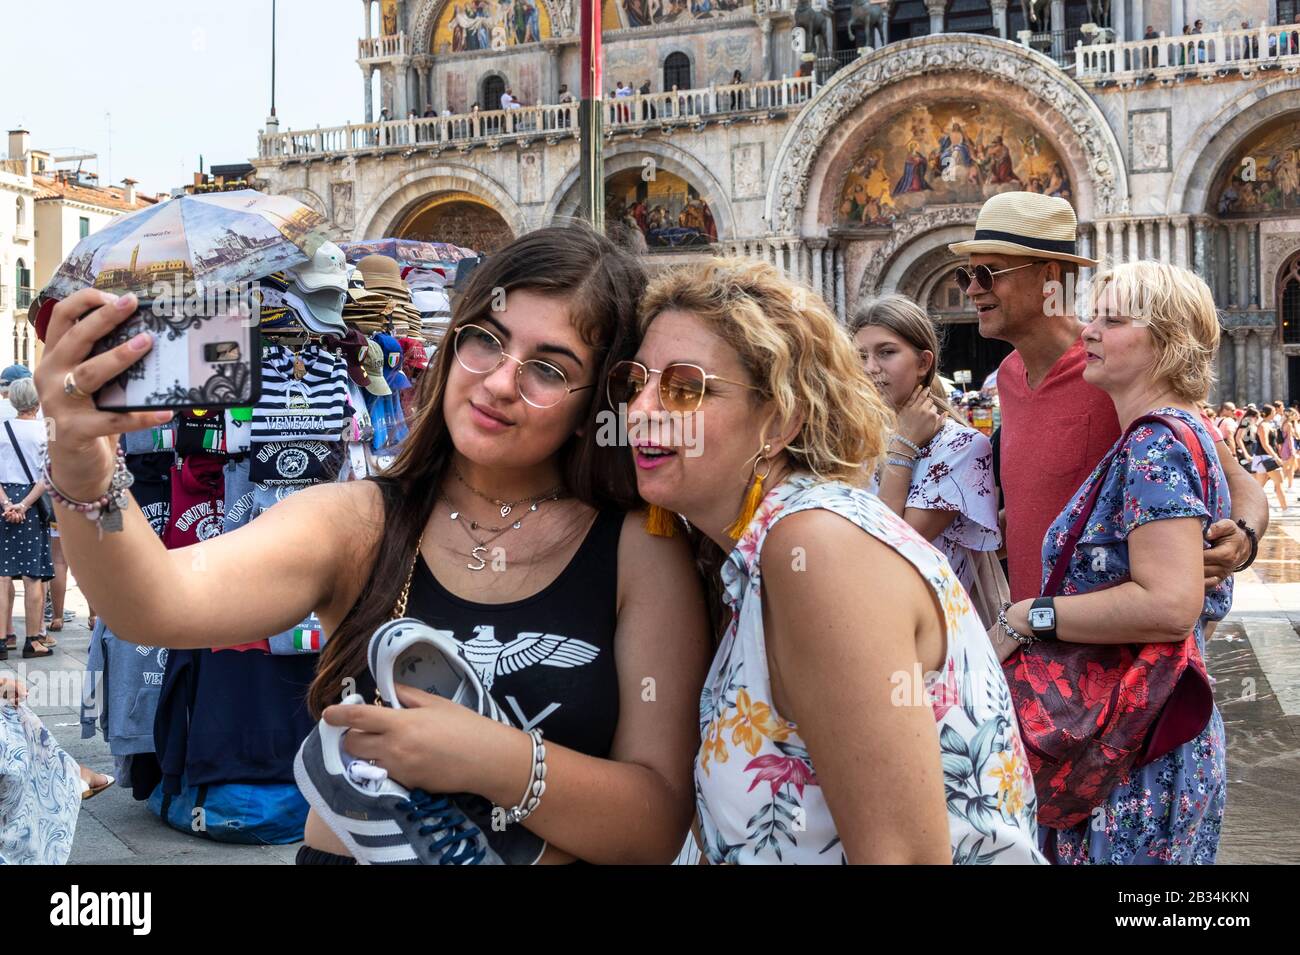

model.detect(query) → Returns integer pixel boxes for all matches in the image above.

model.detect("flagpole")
[577,0,603,232]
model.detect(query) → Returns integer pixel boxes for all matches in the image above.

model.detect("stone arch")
[544,140,737,238]
[1167,79,1300,216]
[765,34,1127,236]
[853,210,980,309]
[1265,232,1300,310]
[353,164,525,242]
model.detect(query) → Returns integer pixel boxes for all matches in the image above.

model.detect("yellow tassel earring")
[644,504,679,538]
[726,443,773,541]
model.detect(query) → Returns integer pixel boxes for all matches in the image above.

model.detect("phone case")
[90,300,261,412]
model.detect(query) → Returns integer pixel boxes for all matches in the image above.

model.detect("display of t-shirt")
[251,344,352,444]
[80,619,169,757]
[163,452,225,549]
[249,440,343,484]
[125,452,174,539]
[175,409,226,456]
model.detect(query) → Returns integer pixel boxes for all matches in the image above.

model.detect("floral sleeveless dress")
[694,475,1044,864]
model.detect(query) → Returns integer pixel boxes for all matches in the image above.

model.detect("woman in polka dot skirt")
[0,378,54,660]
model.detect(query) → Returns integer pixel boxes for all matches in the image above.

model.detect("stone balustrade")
[1076,23,1300,84]
[257,77,816,161]
[359,33,407,59]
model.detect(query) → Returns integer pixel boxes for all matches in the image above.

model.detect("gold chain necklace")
[444,491,563,570]
[453,465,565,519]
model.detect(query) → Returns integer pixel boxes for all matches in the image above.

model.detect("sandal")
[38,632,57,648]
[78,770,115,801]
[3,633,14,650]
[22,638,52,658]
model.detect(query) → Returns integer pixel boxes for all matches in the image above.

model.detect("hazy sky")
[2,0,364,197]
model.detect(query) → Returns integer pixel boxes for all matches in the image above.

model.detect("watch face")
[1029,608,1055,630]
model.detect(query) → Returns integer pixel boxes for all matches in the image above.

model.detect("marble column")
[1132,0,1144,44]
[1248,224,1259,306]
[1127,219,1140,263]
[925,0,947,35]
[1236,224,1252,308]
[761,18,773,81]
[1174,216,1190,269]
[1231,328,1249,404]
[546,48,560,104]
[768,238,785,275]
[364,0,372,39]
[1095,219,1110,266]
[1080,226,1094,288]
[1193,218,1208,282]
[1228,224,1241,308]
[415,65,430,113]
[363,65,374,123]
[835,244,847,321]
[1113,0,1128,43]
[1050,0,1066,59]
[809,239,825,304]
[1111,220,1126,263]
[1260,328,1273,400]
[1273,341,1288,403]
[1160,219,1172,263]
[1249,327,1263,400]
[793,240,808,285]
[1171,0,1184,39]
[991,0,1009,38]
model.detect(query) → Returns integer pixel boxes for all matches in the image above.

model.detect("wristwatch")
[1028,597,1057,640]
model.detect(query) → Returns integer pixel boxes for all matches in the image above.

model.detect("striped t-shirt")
[251,344,352,444]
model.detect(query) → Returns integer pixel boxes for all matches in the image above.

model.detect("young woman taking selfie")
[34,225,710,865]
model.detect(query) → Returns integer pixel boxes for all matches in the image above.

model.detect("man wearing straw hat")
[949,192,1267,605]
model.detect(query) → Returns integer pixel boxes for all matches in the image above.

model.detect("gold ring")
[63,371,91,401]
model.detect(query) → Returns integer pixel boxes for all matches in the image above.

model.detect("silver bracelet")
[504,729,546,826]
[886,457,916,469]
[890,434,924,456]
[997,603,1037,646]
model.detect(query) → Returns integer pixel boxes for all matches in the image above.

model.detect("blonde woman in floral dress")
[608,259,1044,864]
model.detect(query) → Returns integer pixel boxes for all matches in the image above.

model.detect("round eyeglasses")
[606,360,758,414]
[954,262,1036,294]
[453,323,592,409]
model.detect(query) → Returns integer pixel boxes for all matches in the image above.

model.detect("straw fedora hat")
[948,192,1098,267]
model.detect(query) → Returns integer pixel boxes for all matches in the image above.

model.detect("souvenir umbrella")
[34,190,328,333]
[338,238,476,271]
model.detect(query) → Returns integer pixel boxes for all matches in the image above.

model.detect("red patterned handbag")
[1003,414,1216,830]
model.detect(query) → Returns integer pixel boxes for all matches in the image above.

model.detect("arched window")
[1281,253,1300,346]
[663,52,691,92]
[15,197,24,227]
[481,75,506,111]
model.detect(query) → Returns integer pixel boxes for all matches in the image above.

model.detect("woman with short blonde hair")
[611,258,1044,863]
[998,260,1232,864]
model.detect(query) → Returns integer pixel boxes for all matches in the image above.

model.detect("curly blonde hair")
[637,257,892,482]
[1089,261,1219,402]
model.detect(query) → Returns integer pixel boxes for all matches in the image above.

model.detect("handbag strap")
[1043,413,1211,598]
[3,420,39,488]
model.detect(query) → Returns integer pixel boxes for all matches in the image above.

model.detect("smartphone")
[89,298,261,412]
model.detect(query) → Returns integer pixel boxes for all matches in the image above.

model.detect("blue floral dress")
[1038,408,1230,865]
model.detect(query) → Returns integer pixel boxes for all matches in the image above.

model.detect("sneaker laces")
[398,790,486,865]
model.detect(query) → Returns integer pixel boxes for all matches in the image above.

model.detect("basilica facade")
[249,0,1300,402]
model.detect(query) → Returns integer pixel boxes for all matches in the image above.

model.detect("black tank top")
[355,509,624,760]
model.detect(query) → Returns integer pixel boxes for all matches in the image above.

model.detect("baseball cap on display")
[362,340,393,396]
[398,337,429,371]
[289,241,349,293]
[284,287,347,336]
[375,332,412,392]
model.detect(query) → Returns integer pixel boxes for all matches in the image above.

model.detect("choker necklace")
[454,465,566,519]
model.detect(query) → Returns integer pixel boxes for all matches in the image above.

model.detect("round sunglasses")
[953,262,1036,294]
[606,360,757,414]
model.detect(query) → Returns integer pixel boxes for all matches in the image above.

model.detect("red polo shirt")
[998,340,1121,601]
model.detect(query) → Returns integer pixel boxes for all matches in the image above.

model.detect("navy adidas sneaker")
[293,693,501,865]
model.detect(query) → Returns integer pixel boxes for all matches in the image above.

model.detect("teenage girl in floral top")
[610,258,1043,863]
[998,262,1230,864]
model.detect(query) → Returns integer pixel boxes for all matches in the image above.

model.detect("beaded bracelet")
[503,728,547,826]
[886,457,916,469]
[890,434,924,456]
[41,446,134,536]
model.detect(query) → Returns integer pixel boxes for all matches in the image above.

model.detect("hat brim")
[364,378,392,396]
[947,239,1098,268]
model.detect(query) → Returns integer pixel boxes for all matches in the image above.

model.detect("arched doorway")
[1281,251,1300,405]
[663,52,691,92]
[394,192,514,252]
[480,75,506,111]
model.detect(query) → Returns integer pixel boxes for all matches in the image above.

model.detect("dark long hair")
[307,224,646,717]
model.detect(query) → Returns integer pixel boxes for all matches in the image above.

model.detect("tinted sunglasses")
[606,360,757,414]
[954,262,1036,294]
